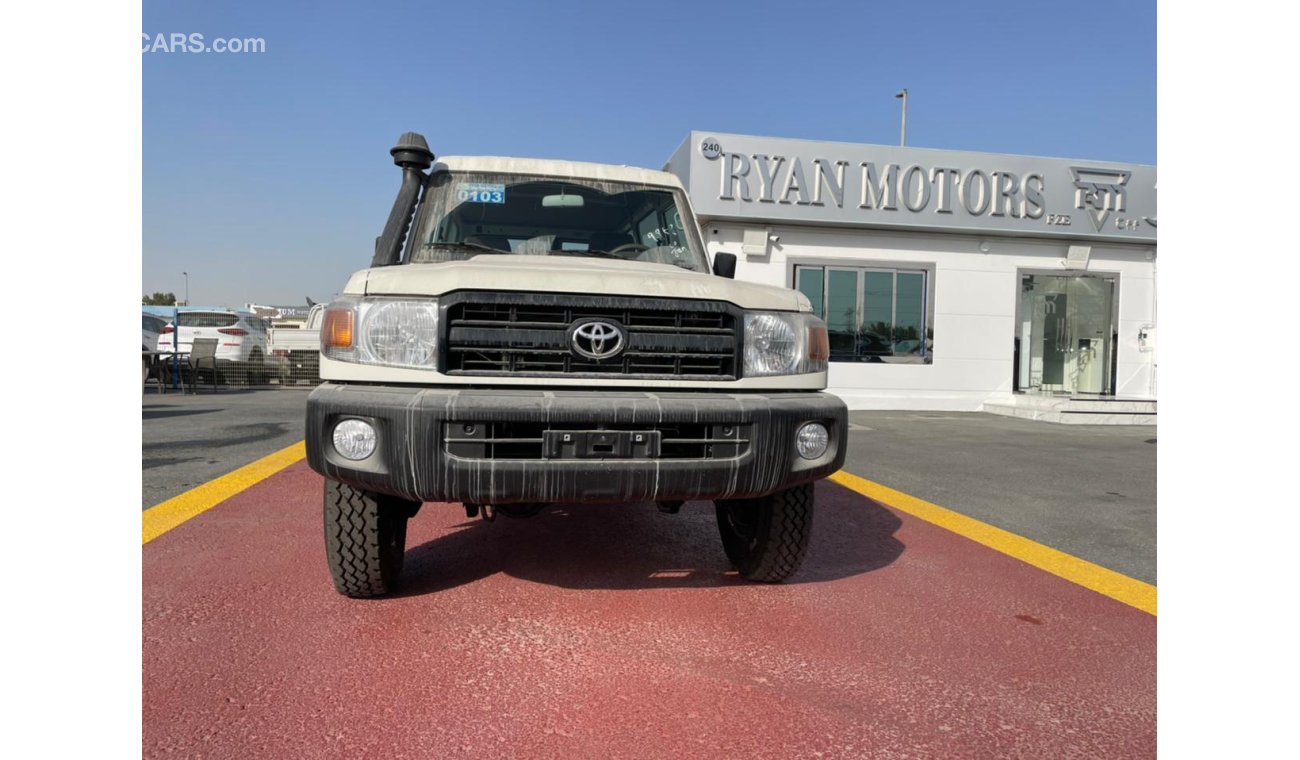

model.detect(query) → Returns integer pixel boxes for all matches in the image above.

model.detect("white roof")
[433,156,684,190]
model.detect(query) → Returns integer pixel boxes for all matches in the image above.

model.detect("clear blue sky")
[143,0,1155,308]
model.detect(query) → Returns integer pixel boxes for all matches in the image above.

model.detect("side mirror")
[712,252,737,279]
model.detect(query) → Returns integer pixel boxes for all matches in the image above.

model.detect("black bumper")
[305,384,847,505]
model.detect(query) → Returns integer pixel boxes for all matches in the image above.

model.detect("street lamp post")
[895,89,908,147]
[172,274,185,388]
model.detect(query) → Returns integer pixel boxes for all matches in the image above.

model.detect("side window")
[862,272,893,355]
[894,273,926,356]
[825,269,858,359]
[792,265,932,362]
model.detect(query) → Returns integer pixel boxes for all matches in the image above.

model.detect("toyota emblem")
[570,320,626,360]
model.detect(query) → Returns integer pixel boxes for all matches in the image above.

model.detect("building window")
[794,265,931,362]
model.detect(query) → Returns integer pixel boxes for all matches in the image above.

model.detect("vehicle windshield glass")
[409,171,708,272]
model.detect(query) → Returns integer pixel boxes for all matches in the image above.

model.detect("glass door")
[1018,274,1115,395]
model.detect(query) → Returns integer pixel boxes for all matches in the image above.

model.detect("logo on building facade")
[570,320,626,360]
[713,152,1048,221]
[684,133,1155,243]
[1069,167,1131,232]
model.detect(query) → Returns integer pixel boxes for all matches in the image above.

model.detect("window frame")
[790,259,935,365]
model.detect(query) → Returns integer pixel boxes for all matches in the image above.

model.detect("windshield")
[407,171,709,272]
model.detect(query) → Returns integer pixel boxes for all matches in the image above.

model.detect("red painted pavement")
[143,462,1155,758]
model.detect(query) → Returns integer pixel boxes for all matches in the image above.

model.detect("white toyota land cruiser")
[307,132,847,597]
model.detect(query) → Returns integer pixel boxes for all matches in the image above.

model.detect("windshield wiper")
[422,241,509,254]
[551,249,626,260]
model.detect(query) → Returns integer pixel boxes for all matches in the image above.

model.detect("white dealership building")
[666,131,1157,415]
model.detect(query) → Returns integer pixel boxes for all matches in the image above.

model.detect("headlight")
[743,312,829,377]
[321,297,439,369]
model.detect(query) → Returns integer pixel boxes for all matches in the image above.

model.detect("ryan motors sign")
[668,132,1155,243]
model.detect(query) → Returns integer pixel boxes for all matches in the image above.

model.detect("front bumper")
[305,383,847,505]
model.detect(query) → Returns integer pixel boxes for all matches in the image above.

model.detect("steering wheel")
[607,243,649,257]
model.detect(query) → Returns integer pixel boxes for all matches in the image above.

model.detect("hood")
[347,256,808,312]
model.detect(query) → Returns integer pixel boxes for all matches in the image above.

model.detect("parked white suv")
[156,309,273,381]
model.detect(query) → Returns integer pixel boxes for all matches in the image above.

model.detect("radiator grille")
[443,295,739,379]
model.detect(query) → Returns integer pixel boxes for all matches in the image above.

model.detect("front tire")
[324,480,417,598]
[715,483,814,583]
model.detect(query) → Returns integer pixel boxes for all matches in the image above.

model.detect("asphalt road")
[142,388,309,508]
[841,412,1156,584]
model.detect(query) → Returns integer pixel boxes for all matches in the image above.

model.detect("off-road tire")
[324,479,414,598]
[715,483,814,583]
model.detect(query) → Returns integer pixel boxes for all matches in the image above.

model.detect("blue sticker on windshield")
[457,183,506,204]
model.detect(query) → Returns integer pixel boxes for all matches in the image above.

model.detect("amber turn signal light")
[322,308,355,349]
[808,324,829,362]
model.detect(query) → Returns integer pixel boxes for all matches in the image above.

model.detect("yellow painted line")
[828,470,1156,616]
[143,441,307,544]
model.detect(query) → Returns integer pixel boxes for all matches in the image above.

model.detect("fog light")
[333,419,376,461]
[796,422,829,460]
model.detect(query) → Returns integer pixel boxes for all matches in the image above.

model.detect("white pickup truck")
[269,304,324,383]
[306,132,847,598]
